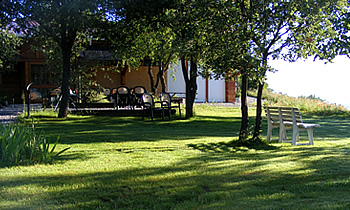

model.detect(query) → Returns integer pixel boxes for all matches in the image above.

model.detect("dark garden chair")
[114,86,133,110]
[103,87,112,102]
[160,92,181,120]
[133,86,147,108]
[142,93,163,121]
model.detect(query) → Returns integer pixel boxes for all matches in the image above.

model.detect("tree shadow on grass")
[2,143,349,209]
[188,139,280,153]
[35,115,244,144]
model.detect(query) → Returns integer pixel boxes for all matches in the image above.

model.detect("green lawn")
[1,105,350,209]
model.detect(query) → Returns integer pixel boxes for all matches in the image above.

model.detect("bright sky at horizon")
[266,55,350,109]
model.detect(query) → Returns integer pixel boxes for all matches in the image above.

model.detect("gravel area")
[196,97,257,107]
[0,104,42,125]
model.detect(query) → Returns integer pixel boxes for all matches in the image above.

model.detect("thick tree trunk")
[253,80,264,139]
[58,45,72,118]
[239,73,249,141]
[187,56,197,118]
[57,27,76,118]
[181,56,197,119]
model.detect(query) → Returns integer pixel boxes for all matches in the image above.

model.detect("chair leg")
[279,127,287,143]
[307,129,314,145]
[161,108,165,120]
[292,129,299,146]
[267,124,272,141]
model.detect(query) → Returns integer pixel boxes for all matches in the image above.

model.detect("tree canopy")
[0,0,22,71]
[201,0,349,141]
[107,0,177,94]
[18,0,111,117]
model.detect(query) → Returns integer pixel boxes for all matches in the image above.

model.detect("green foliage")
[83,90,109,103]
[0,122,70,166]
[0,89,8,102]
[0,30,21,71]
[198,0,348,140]
[18,0,112,118]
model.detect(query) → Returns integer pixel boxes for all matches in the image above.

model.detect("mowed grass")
[1,105,350,209]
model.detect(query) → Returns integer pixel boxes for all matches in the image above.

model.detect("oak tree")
[19,0,110,117]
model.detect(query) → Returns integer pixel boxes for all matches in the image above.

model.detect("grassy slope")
[0,105,349,209]
[249,88,350,115]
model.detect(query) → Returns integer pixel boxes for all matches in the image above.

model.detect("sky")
[266,55,350,109]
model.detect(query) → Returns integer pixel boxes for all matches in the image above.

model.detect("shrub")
[0,122,69,166]
[83,89,109,103]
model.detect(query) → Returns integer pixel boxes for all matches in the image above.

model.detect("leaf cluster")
[0,30,21,71]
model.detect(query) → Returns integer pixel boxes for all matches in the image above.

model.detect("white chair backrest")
[161,92,171,103]
[279,107,303,124]
[265,107,280,124]
[103,88,111,96]
[142,93,154,106]
[118,86,129,94]
[134,86,146,95]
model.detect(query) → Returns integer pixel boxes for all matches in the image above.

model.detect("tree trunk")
[155,60,166,93]
[187,56,198,118]
[58,44,72,118]
[58,27,76,118]
[253,55,268,140]
[155,54,172,93]
[147,60,155,94]
[181,56,197,119]
[253,80,264,139]
[160,71,166,93]
[161,54,172,93]
[239,73,249,141]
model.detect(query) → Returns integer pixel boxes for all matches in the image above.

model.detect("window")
[31,64,49,85]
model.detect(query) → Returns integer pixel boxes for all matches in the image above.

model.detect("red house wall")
[225,79,236,103]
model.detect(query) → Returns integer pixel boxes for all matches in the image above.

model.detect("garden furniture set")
[103,86,182,120]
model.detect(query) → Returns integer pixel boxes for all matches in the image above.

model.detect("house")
[0,39,237,104]
[167,62,237,103]
[0,40,163,104]
[0,40,49,104]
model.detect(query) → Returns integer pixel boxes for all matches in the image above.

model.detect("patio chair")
[53,88,78,111]
[102,87,113,102]
[142,93,163,121]
[110,88,117,103]
[160,92,181,120]
[133,86,146,108]
[114,86,133,110]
